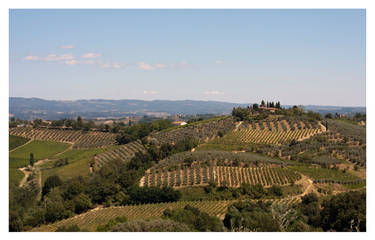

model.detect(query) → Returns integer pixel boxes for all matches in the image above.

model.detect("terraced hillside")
[9,127,117,149]
[31,200,235,232]
[140,165,301,188]
[154,150,286,168]
[31,196,302,232]
[213,119,325,145]
[150,117,235,145]
[93,140,146,170]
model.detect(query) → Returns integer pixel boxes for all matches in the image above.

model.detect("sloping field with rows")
[150,117,235,145]
[154,150,285,170]
[93,140,146,170]
[140,166,301,188]
[227,128,322,144]
[31,200,235,232]
[219,120,325,145]
[9,127,117,149]
[31,197,301,232]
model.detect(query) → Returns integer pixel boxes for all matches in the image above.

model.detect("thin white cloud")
[203,91,224,95]
[23,53,189,72]
[137,62,156,71]
[64,59,78,65]
[143,90,159,95]
[24,55,40,61]
[215,60,223,64]
[44,54,75,61]
[61,45,75,49]
[137,62,169,71]
[81,53,101,59]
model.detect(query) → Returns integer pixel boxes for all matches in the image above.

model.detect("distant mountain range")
[9,97,366,120]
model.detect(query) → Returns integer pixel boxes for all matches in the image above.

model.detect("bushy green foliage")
[116,119,173,144]
[320,191,366,231]
[163,205,225,231]
[42,175,63,197]
[56,224,84,232]
[128,186,181,204]
[97,217,127,232]
[112,219,190,232]
[223,201,280,231]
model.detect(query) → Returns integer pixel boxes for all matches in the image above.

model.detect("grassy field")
[9,140,71,168]
[9,135,30,151]
[290,166,360,182]
[41,148,107,184]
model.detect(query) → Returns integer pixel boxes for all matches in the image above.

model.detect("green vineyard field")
[211,119,325,145]
[31,200,235,232]
[93,140,145,170]
[141,165,301,188]
[31,197,300,232]
[9,127,117,149]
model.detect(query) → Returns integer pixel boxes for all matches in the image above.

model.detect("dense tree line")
[9,136,198,231]
[162,205,225,231]
[222,191,366,232]
[232,101,322,122]
[116,119,173,144]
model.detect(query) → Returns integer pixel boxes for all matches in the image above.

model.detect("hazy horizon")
[9,96,366,108]
[10,9,366,106]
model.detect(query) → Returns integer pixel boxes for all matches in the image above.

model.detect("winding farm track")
[17,144,73,188]
[234,121,243,132]
[18,167,31,188]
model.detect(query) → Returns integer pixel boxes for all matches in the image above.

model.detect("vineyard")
[140,165,301,188]
[31,197,301,232]
[213,119,367,167]
[93,140,146,170]
[150,117,235,145]
[31,200,235,232]
[9,127,117,149]
[217,119,325,145]
[274,129,366,166]
[153,150,286,170]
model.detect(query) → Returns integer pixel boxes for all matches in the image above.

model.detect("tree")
[163,205,225,231]
[325,113,333,119]
[112,219,190,232]
[271,202,298,231]
[223,201,280,231]
[276,101,281,109]
[73,193,93,214]
[320,191,366,231]
[30,153,34,167]
[33,119,43,128]
[42,175,63,197]
[261,100,265,107]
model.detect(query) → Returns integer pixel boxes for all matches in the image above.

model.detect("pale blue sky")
[9,9,366,106]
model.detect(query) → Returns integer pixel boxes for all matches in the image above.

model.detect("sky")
[9,9,366,106]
